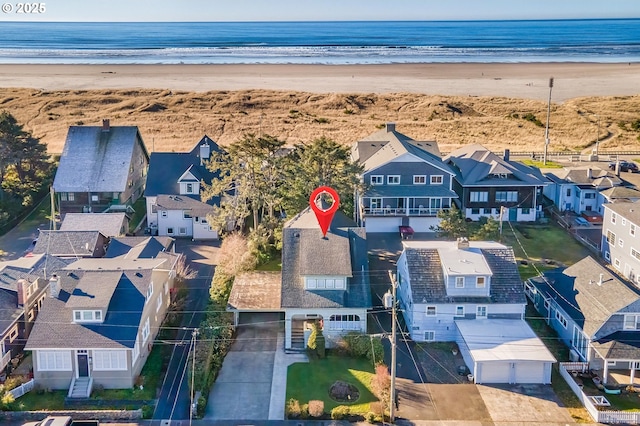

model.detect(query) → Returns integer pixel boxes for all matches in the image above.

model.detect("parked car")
[609,160,639,172]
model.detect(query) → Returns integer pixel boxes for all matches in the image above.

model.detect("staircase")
[68,377,93,398]
[290,322,305,350]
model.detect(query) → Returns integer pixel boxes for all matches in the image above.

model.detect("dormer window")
[73,310,103,323]
[493,173,509,179]
[186,183,193,193]
[305,277,346,290]
[476,277,486,288]
[455,277,464,288]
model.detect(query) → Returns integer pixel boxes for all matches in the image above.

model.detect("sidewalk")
[268,331,308,420]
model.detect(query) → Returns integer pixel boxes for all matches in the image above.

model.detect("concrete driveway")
[205,313,281,421]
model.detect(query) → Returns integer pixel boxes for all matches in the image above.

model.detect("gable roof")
[227,271,282,311]
[529,256,640,337]
[353,123,452,175]
[544,167,622,188]
[444,144,547,187]
[600,186,640,202]
[105,236,175,259]
[402,240,526,304]
[603,200,640,226]
[144,135,222,206]
[155,194,216,216]
[53,125,147,193]
[32,230,106,257]
[60,213,127,237]
[280,208,370,309]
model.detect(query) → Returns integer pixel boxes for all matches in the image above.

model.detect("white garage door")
[477,362,511,384]
[514,362,545,384]
[365,217,403,233]
[409,217,440,232]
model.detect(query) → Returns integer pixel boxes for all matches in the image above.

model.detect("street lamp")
[384,271,398,423]
[543,77,554,166]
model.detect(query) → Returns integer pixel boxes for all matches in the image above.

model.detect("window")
[455,306,464,317]
[566,188,571,197]
[28,309,35,321]
[141,318,150,343]
[186,183,193,193]
[370,175,383,185]
[471,208,480,215]
[8,325,18,342]
[455,277,465,288]
[624,314,640,330]
[495,191,518,202]
[483,208,492,214]
[146,281,154,302]
[606,230,616,244]
[167,227,174,234]
[632,248,640,261]
[430,175,443,185]
[179,227,187,235]
[183,211,192,219]
[91,194,99,202]
[619,238,624,248]
[476,306,487,318]
[632,224,636,236]
[73,310,102,323]
[522,208,531,215]
[615,258,621,270]
[37,351,72,371]
[305,277,345,290]
[161,211,168,218]
[476,277,486,288]
[413,175,426,184]
[387,175,400,185]
[328,315,361,330]
[370,198,382,209]
[544,300,550,310]
[585,193,596,199]
[611,212,617,224]
[424,331,435,341]
[555,310,568,328]
[470,191,489,202]
[113,192,119,200]
[164,280,169,295]
[605,251,610,261]
[68,192,75,201]
[93,350,127,371]
[156,294,162,312]
[426,306,437,316]
[60,192,68,201]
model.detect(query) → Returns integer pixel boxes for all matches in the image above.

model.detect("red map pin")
[309,186,340,237]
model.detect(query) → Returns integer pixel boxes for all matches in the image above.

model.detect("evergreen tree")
[429,205,470,238]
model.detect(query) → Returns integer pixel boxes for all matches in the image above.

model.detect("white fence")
[8,378,34,399]
[560,362,640,424]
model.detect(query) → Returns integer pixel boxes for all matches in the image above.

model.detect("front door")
[77,352,89,377]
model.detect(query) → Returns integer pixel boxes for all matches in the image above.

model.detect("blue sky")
[2,0,638,22]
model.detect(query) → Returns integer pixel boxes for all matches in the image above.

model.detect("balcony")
[364,207,446,217]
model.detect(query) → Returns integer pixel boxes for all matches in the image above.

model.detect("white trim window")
[92,350,127,371]
[387,175,400,185]
[470,191,488,202]
[141,318,150,344]
[370,175,383,185]
[156,293,162,312]
[455,277,464,288]
[455,306,464,317]
[555,310,568,328]
[632,248,640,261]
[615,258,621,270]
[495,191,518,202]
[413,175,426,185]
[476,305,487,318]
[328,314,361,330]
[624,314,640,330]
[611,212,617,224]
[424,331,435,341]
[430,175,443,185]
[146,281,154,302]
[73,310,103,323]
[8,325,18,343]
[476,277,486,288]
[619,238,624,248]
[161,211,168,218]
[606,230,616,244]
[631,223,636,236]
[37,350,72,371]
[426,306,437,316]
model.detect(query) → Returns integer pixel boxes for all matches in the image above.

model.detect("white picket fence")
[8,378,34,399]
[559,362,640,424]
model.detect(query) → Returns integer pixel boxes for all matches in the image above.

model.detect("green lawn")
[9,390,66,411]
[255,258,282,271]
[287,355,378,414]
[128,197,147,233]
[519,159,564,169]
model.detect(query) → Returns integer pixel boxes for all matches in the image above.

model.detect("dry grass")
[1,88,639,154]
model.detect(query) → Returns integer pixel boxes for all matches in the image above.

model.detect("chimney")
[503,149,510,162]
[456,237,470,250]
[102,119,110,132]
[49,274,60,298]
[385,122,396,132]
[598,273,604,286]
[587,168,592,179]
[200,141,211,165]
[17,279,27,307]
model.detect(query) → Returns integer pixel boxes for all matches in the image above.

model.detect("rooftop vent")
[102,119,110,132]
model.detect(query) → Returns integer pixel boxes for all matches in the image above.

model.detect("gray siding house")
[527,256,640,385]
[53,120,149,218]
[396,238,555,384]
[352,123,457,233]
[601,201,640,284]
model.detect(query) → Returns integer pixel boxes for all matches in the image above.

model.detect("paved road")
[151,239,219,422]
[0,196,49,260]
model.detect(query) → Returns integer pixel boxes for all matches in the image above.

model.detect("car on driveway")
[609,160,639,172]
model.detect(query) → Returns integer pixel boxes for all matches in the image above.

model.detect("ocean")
[0,19,639,64]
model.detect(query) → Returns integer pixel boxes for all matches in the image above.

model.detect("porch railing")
[364,207,447,217]
[0,350,11,372]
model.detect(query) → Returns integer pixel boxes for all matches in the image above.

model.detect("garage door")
[477,362,511,384]
[365,217,402,233]
[514,362,545,384]
[409,217,440,232]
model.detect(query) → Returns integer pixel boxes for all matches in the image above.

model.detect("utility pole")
[190,328,199,426]
[594,114,600,157]
[543,77,554,166]
[384,271,398,423]
[50,186,57,231]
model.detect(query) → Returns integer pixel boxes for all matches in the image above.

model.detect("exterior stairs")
[68,376,93,398]
[291,327,305,349]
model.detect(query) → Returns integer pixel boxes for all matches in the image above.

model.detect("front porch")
[362,195,452,218]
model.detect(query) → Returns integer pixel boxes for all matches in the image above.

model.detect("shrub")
[300,403,309,419]
[331,405,351,420]
[215,232,256,275]
[209,269,234,304]
[308,400,325,418]
[141,404,154,419]
[522,112,544,127]
[338,332,384,363]
[286,398,302,418]
[307,320,325,358]
[196,395,207,418]
[371,365,391,413]
[369,401,386,419]
[365,411,377,423]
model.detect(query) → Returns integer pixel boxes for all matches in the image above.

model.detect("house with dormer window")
[352,123,458,233]
[397,238,555,384]
[444,144,547,221]
[145,136,222,239]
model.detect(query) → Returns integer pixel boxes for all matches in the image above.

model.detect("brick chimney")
[17,278,27,307]
[456,237,470,250]
[386,122,396,132]
[49,274,60,299]
[102,119,110,132]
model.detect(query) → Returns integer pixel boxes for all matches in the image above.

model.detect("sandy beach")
[1,63,639,101]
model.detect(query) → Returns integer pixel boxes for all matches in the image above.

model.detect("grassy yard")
[519,159,564,169]
[9,390,66,411]
[255,258,282,271]
[287,355,378,414]
[128,197,147,233]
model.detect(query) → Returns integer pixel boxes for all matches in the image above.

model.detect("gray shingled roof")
[600,186,640,202]
[156,194,215,217]
[25,265,159,350]
[529,256,640,337]
[60,213,127,237]
[0,262,43,334]
[53,126,147,193]
[280,209,371,309]
[105,236,175,259]
[144,136,222,207]
[66,271,121,309]
[592,331,640,360]
[32,230,105,257]
[444,144,547,187]
[603,201,640,227]
[404,244,526,304]
[544,167,622,188]
[227,271,283,310]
